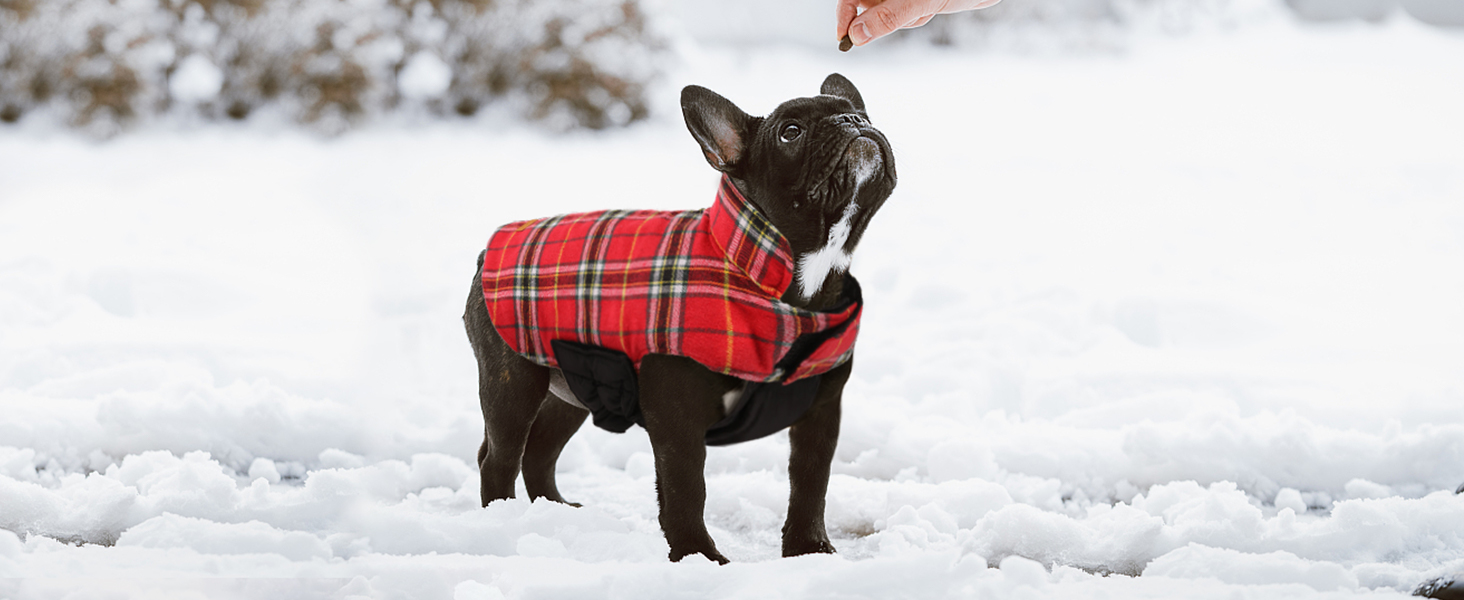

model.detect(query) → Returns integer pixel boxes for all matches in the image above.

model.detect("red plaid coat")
[480,176,861,384]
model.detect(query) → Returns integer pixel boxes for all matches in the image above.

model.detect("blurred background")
[2,1,1463,589]
[2,0,1461,137]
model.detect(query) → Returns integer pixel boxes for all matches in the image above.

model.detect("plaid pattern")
[481,176,860,383]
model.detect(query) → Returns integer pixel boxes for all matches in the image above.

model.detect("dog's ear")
[820,73,867,117]
[682,85,755,173]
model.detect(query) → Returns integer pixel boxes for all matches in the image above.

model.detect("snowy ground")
[3,12,1464,600]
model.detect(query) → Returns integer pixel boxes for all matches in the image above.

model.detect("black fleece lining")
[553,339,641,434]
[550,275,863,446]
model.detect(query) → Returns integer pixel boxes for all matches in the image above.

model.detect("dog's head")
[682,73,897,306]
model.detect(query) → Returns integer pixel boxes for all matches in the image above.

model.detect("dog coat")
[480,176,862,445]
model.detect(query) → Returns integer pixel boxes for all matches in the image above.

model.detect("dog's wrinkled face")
[682,74,897,303]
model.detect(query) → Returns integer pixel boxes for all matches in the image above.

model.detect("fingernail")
[851,22,871,45]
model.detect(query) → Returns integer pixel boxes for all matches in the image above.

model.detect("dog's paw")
[782,537,837,557]
[527,491,582,507]
[1416,576,1464,599]
[669,548,730,565]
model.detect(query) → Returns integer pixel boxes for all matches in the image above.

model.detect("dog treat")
[839,35,853,52]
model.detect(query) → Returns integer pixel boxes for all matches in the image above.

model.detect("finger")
[936,0,996,12]
[850,0,938,45]
[835,0,860,39]
[906,14,935,28]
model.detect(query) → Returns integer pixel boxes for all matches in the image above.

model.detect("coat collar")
[703,176,795,298]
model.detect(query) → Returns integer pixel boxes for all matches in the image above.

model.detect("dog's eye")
[779,124,802,143]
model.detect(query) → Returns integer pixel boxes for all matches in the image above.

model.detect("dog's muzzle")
[846,137,883,183]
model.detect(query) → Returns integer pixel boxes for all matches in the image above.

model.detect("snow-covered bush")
[188,0,410,133]
[1,0,175,135]
[425,0,657,130]
[0,0,665,135]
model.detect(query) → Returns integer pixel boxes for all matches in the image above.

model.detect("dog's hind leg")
[472,353,549,506]
[521,390,588,505]
[465,252,551,506]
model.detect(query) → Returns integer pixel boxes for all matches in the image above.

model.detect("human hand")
[836,0,1002,48]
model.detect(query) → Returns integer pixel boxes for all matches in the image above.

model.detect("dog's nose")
[832,113,867,127]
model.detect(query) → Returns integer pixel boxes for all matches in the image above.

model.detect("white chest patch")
[797,139,881,300]
[797,203,857,299]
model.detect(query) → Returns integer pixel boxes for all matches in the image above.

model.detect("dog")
[463,73,896,563]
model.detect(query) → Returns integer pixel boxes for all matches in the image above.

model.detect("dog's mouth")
[806,126,894,209]
[843,137,883,185]
[832,133,891,249]
[790,132,891,301]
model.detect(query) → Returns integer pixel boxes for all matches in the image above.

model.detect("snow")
[3,9,1464,600]
[168,54,224,104]
[398,51,453,101]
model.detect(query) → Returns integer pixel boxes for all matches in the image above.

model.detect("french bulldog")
[463,73,896,563]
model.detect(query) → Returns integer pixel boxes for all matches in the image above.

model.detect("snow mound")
[1148,544,1358,591]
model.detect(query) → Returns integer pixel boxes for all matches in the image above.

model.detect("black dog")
[463,73,896,563]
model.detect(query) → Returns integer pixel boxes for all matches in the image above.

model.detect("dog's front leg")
[638,354,733,564]
[782,358,851,557]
